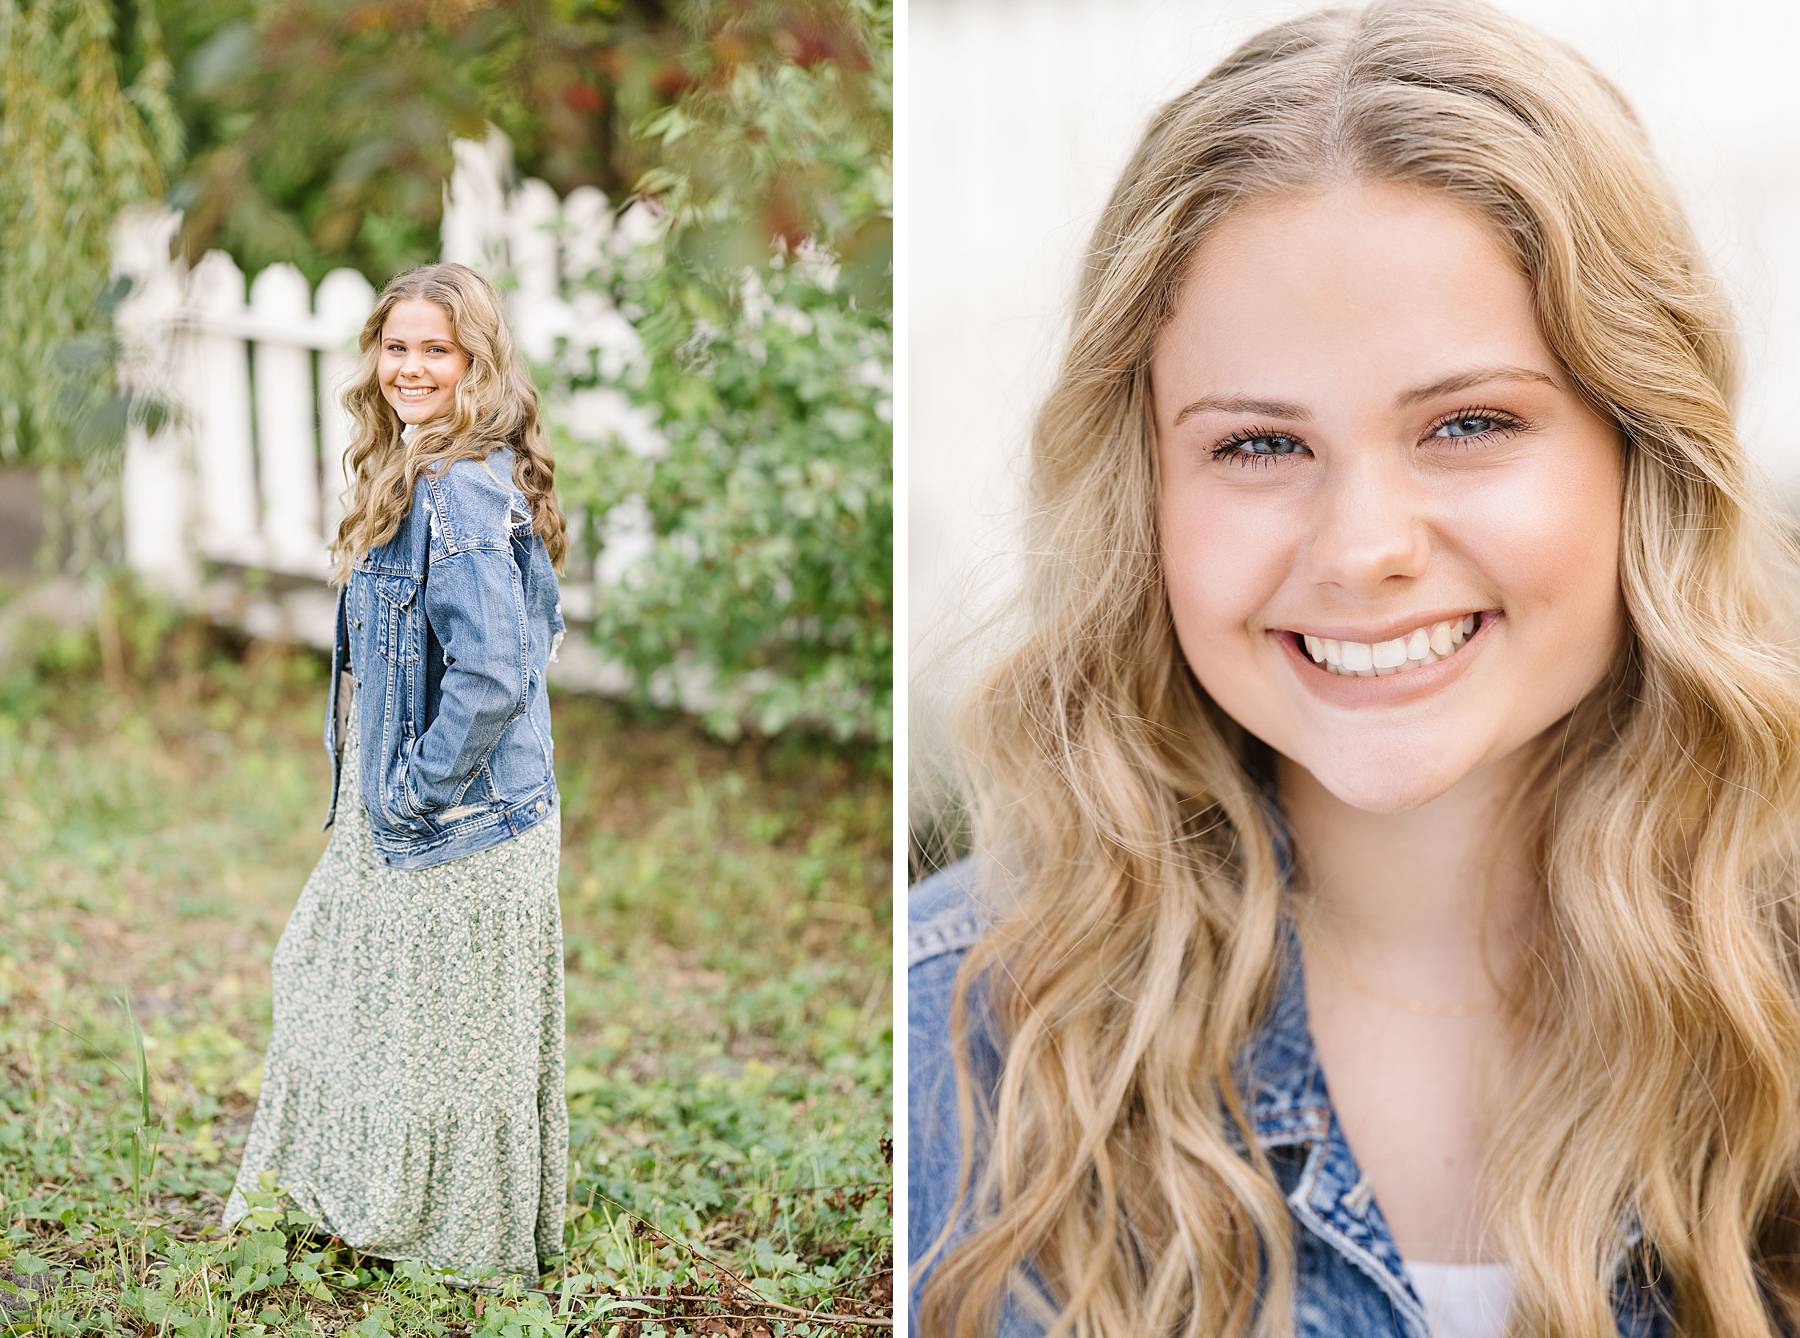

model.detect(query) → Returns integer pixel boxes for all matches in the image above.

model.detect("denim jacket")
[908,809,1677,1335]
[321,440,566,870]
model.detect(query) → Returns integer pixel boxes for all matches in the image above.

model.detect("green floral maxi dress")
[220,672,568,1281]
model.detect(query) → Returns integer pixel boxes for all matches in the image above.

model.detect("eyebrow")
[1170,364,1561,427]
[384,335,456,345]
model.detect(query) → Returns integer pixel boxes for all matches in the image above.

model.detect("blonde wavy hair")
[326,262,568,586]
[916,2,1800,1335]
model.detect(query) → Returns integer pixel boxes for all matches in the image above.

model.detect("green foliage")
[159,0,677,288]
[0,0,181,467]
[637,0,892,309]
[547,0,891,746]
[154,0,890,294]
[552,239,891,745]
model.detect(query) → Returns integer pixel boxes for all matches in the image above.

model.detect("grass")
[0,571,892,1336]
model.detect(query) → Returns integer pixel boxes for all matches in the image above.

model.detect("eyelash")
[1207,406,1531,469]
[388,345,449,354]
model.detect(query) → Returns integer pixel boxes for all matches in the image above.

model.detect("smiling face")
[1151,180,1626,814]
[379,298,470,425]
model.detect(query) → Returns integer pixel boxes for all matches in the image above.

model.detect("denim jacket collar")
[1235,917,1331,1150]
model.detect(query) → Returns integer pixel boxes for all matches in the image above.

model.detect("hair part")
[916,2,1800,1334]
[326,261,568,585]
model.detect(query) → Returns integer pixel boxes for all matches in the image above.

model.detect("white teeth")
[1299,613,1484,678]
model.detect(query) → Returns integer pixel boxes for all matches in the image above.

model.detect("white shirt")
[1402,1259,1514,1338]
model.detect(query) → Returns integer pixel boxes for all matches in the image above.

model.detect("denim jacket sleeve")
[401,454,530,816]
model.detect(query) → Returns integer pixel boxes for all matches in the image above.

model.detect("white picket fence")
[109,123,674,699]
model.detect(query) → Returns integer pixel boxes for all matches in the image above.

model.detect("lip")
[1272,610,1501,708]
[1280,608,1489,644]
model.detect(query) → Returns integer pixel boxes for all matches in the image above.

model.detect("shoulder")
[908,857,1005,1099]
[909,857,998,969]
[422,447,519,548]
[425,444,515,498]
[908,858,1002,1039]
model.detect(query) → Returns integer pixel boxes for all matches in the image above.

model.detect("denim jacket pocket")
[373,573,420,663]
[390,728,434,822]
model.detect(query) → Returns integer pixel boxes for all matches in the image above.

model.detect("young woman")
[222,262,572,1289]
[909,2,1800,1335]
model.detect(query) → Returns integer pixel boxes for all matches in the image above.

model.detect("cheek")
[1159,481,1290,670]
[1465,447,1623,645]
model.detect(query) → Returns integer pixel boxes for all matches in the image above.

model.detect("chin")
[1285,744,1472,815]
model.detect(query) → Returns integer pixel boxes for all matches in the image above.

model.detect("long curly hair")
[915,2,1800,1334]
[325,262,568,585]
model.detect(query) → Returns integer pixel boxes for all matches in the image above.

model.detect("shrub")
[543,0,891,747]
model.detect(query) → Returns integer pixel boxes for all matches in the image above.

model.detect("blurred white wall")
[909,0,1800,827]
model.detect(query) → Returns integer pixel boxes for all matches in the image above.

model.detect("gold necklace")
[1297,913,1496,1019]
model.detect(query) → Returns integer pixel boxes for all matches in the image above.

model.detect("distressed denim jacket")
[908,797,1677,1335]
[321,439,566,870]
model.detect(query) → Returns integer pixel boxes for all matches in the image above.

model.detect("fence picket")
[510,178,563,364]
[188,252,261,568]
[315,268,376,554]
[249,264,324,576]
[116,208,197,592]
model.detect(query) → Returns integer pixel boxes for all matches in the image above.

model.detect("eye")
[1207,429,1306,469]
[1432,414,1504,439]
[1425,405,1526,446]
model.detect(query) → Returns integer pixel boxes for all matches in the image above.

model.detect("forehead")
[1152,181,1551,413]
[381,299,457,342]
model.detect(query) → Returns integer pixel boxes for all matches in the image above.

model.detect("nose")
[1300,450,1433,596]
